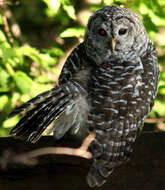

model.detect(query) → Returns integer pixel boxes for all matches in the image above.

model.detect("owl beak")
[111,38,116,51]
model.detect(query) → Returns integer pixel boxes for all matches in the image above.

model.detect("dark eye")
[118,28,127,35]
[98,28,107,36]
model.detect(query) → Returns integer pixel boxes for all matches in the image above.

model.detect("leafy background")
[0,0,165,136]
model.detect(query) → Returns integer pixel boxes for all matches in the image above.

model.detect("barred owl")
[9,6,159,187]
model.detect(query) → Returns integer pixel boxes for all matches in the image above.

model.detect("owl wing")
[59,42,88,84]
[9,43,90,143]
[57,42,90,139]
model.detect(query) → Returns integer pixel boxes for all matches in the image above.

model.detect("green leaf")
[60,27,85,38]
[43,0,61,16]
[44,0,61,11]
[0,15,3,25]
[20,46,40,63]
[160,71,165,81]
[45,9,58,17]
[13,71,34,94]
[3,115,20,128]
[153,99,165,117]
[37,75,52,83]
[0,66,10,88]
[63,4,76,20]
[39,53,55,65]
[0,95,8,111]
[20,94,31,102]
[61,0,76,19]
[0,30,7,42]
[0,45,23,69]
[1,47,18,65]
[32,83,53,96]
[159,85,165,95]
[0,128,10,137]
[43,47,64,57]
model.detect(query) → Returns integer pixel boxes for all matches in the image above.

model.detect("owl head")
[84,6,150,64]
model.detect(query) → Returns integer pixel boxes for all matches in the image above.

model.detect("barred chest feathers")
[87,53,156,158]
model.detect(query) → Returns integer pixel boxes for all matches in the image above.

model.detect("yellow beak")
[111,38,116,51]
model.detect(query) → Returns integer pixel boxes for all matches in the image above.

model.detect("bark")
[0,132,165,190]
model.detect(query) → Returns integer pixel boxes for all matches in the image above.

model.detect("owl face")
[85,6,149,64]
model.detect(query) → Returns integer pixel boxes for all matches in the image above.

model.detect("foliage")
[0,0,165,136]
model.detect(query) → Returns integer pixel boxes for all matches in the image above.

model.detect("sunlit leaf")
[63,4,76,20]
[60,0,76,19]
[0,128,10,137]
[43,0,61,12]
[20,46,40,63]
[159,85,165,95]
[0,95,8,111]
[32,83,53,96]
[13,71,34,94]
[160,71,165,80]
[0,66,9,88]
[43,0,61,16]
[154,99,165,116]
[37,75,53,83]
[3,115,20,128]
[39,53,55,65]
[20,94,31,102]
[43,47,64,57]
[1,47,18,66]
[60,27,85,38]
[0,15,3,25]
[0,30,7,42]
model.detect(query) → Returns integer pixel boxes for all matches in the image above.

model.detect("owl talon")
[87,167,106,187]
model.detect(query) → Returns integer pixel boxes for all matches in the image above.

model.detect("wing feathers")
[9,82,88,143]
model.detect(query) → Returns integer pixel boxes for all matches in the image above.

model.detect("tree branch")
[0,132,95,170]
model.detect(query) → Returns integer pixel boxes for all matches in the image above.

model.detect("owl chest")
[88,63,147,124]
[90,66,140,102]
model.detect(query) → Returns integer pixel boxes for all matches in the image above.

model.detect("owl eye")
[118,28,127,35]
[98,29,107,36]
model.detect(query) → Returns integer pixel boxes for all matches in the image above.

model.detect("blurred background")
[0,0,165,136]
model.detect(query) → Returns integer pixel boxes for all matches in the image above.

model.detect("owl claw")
[99,167,114,178]
[86,167,107,187]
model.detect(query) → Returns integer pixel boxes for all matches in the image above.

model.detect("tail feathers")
[9,82,88,143]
